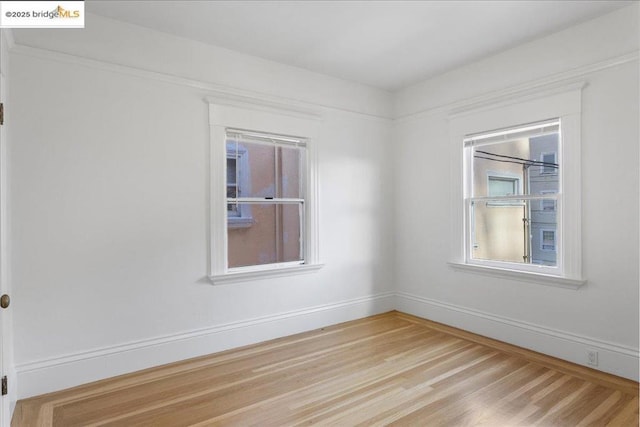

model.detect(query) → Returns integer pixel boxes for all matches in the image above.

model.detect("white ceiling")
[87,1,632,91]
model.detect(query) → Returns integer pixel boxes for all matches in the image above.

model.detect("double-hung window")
[464,119,560,267]
[225,129,306,269]
[449,85,585,287]
[208,95,322,284]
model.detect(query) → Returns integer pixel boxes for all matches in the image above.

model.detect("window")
[488,175,519,197]
[448,84,585,287]
[486,173,522,207]
[540,190,556,211]
[465,119,560,266]
[541,229,556,251]
[225,129,306,269]
[540,152,557,175]
[208,95,322,284]
[226,143,253,228]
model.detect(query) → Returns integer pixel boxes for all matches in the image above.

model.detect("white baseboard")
[396,292,639,381]
[14,290,639,400]
[16,292,396,399]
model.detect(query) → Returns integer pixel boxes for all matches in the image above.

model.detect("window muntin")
[464,119,560,269]
[225,129,306,271]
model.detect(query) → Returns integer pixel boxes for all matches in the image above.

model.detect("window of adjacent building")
[540,190,556,211]
[540,229,556,251]
[488,175,519,197]
[540,152,557,175]
[464,119,560,267]
[486,173,522,207]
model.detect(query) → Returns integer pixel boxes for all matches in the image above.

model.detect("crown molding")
[8,43,391,121]
[396,50,639,123]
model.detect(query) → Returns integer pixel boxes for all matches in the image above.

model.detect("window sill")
[448,262,586,289]
[210,263,324,285]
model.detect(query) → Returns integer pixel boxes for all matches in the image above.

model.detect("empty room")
[0,0,638,425]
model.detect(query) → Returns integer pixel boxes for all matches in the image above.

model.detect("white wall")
[394,4,639,380]
[14,14,392,119]
[0,28,15,426]
[9,18,394,398]
[6,2,639,404]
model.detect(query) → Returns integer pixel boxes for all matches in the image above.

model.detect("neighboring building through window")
[488,175,519,197]
[225,130,305,269]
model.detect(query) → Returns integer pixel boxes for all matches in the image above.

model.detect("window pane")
[225,139,304,199]
[228,203,303,268]
[488,176,518,196]
[226,158,237,185]
[472,131,559,197]
[279,146,304,199]
[470,199,557,266]
[541,153,557,175]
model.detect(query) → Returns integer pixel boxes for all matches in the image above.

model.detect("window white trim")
[449,83,585,285]
[207,95,323,284]
[448,262,585,289]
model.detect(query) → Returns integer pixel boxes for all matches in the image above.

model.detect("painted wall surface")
[394,5,639,117]
[9,24,394,397]
[394,4,639,377]
[4,1,639,402]
[0,29,16,425]
[13,14,392,119]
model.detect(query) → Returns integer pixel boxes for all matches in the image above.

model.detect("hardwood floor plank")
[12,311,639,427]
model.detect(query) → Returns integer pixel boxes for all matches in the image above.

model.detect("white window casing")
[448,82,586,288]
[207,93,323,284]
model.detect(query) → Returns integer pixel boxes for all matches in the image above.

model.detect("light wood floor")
[12,311,639,426]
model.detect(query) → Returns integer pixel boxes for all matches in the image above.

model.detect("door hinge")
[1,376,7,396]
[0,103,4,126]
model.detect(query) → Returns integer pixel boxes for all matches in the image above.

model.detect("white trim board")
[15,292,395,399]
[396,292,639,381]
[13,290,640,399]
